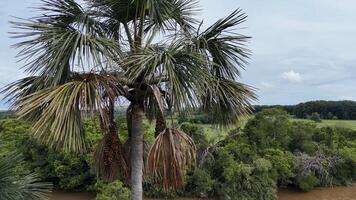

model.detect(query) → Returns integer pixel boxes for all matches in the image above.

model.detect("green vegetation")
[95,180,130,200]
[2,1,256,199]
[255,100,356,120]
[294,119,356,130]
[0,111,14,119]
[307,112,322,123]
[1,107,356,199]
[0,149,52,200]
[0,1,355,200]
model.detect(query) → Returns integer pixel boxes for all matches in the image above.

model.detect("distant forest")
[2,100,356,120]
[0,111,14,119]
[254,100,356,120]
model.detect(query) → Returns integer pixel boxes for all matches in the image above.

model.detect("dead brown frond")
[146,128,196,192]
[93,132,129,183]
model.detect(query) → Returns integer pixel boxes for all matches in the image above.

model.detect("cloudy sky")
[0,0,356,109]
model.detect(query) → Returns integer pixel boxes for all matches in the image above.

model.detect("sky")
[0,0,356,109]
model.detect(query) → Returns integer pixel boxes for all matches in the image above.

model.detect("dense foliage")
[255,100,356,120]
[1,108,356,199]
[179,108,356,198]
[94,180,130,200]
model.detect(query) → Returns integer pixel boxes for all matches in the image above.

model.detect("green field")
[197,118,356,142]
[293,119,356,129]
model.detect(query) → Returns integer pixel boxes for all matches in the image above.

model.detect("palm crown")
[3,0,256,199]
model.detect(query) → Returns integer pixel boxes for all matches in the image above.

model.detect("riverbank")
[50,185,356,200]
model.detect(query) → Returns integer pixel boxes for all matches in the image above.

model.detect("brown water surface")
[278,186,356,200]
[50,192,95,200]
[50,185,356,200]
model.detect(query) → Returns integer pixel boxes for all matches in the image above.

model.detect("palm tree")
[0,151,52,200]
[2,0,256,199]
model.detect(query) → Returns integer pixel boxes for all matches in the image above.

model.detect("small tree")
[2,0,256,199]
[327,112,333,120]
[308,112,322,123]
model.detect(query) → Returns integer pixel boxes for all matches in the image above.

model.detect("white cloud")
[281,70,302,82]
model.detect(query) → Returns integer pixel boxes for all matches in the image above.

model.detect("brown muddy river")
[50,185,356,200]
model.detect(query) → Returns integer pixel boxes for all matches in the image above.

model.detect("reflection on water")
[50,185,356,200]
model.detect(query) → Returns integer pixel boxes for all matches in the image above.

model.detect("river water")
[50,185,356,200]
[278,186,356,200]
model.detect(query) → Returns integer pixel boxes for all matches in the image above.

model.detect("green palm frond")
[123,44,209,111]
[190,9,251,80]
[88,0,198,30]
[202,79,257,126]
[87,0,139,22]
[13,74,123,153]
[11,0,120,87]
[1,76,45,104]
[144,0,199,32]
[0,151,52,200]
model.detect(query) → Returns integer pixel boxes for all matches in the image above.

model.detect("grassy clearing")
[293,119,356,130]
[199,118,248,141]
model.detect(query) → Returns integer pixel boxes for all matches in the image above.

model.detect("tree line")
[254,100,356,120]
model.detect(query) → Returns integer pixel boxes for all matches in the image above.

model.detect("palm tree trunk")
[130,103,144,200]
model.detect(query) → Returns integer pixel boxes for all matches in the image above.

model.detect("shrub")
[179,123,211,163]
[289,121,317,153]
[214,159,277,200]
[95,180,130,200]
[262,149,295,185]
[49,152,94,190]
[294,147,341,188]
[177,113,210,124]
[327,112,334,120]
[296,174,320,192]
[185,169,214,197]
[334,141,356,185]
[244,108,292,150]
[211,134,277,200]
[308,112,322,123]
[143,181,178,199]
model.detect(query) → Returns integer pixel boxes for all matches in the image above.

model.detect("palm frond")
[144,0,199,32]
[1,76,47,105]
[146,128,196,191]
[0,151,52,200]
[13,74,123,153]
[190,9,251,79]
[10,0,120,87]
[144,85,167,136]
[123,44,209,111]
[87,0,138,22]
[202,79,257,126]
